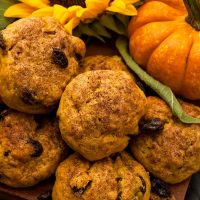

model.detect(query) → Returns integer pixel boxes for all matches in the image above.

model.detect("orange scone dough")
[0,16,85,114]
[80,55,130,72]
[0,108,67,187]
[57,70,147,161]
[131,96,200,184]
[52,152,151,200]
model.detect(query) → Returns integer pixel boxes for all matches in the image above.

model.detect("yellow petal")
[107,0,137,16]
[64,18,80,34]
[107,5,137,16]
[31,6,53,17]
[68,5,83,18]
[76,8,99,20]
[4,3,36,18]
[123,0,139,3]
[53,5,69,24]
[85,0,110,11]
[19,0,48,8]
[42,0,50,3]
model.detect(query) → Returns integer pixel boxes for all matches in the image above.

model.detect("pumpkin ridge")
[180,32,195,95]
[146,26,178,71]
[132,21,178,67]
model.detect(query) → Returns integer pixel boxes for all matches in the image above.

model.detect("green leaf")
[116,36,200,124]
[115,14,130,28]
[0,0,18,30]
[99,14,127,36]
[90,21,111,38]
[77,23,105,42]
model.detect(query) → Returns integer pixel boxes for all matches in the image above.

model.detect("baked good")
[52,151,151,200]
[80,55,129,72]
[0,16,85,114]
[0,108,67,187]
[131,96,200,184]
[57,70,147,161]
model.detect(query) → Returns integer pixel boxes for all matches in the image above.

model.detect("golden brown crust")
[57,70,147,161]
[80,55,130,72]
[0,109,67,187]
[0,17,85,114]
[131,96,200,184]
[52,151,151,200]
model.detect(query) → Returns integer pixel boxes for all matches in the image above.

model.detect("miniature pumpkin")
[128,0,200,100]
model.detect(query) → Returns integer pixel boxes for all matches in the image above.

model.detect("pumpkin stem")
[184,0,200,31]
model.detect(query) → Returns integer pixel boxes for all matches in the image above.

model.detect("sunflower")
[4,0,139,34]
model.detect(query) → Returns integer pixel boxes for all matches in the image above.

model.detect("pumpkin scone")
[0,16,85,114]
[0,108,67,188]
[52,151,151,200]
[79,55,131,73]
[57,70,147,161]
[130,96,200,184]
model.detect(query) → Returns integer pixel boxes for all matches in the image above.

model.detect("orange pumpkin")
[128,0,200,100]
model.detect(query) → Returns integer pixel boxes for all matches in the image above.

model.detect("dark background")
[185,172,200,200]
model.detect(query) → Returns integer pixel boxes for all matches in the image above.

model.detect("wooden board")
[0,41,191,200]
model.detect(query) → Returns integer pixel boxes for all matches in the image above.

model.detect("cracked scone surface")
[52,152,151,200]
[131,96,200,184]
[79,55,131,73]
[0,108,67,188]
[0,16,85,114]
[57,70,147,161]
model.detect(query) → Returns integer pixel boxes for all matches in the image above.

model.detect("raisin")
[151,178,171,198]
[28,139,43,158]
[139,118,165,133]
[72,180,92,197]
[52,48,68,68]
[49,0,86,7]
[21,89,40,105]
[0,32,6,50]
[116,191,122,200]
[4,150,11,157]
[139,175,146,194]
[37,189,52,200]
[0,110,10,120]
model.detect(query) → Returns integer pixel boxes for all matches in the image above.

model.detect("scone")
[0,16,85,114]
[80,55,130,72]
[57,70,147,161]
[0,108,67,188]
[130,96,200,184]
[52,151,151,200]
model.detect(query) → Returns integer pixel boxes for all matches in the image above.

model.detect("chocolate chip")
[0,110,10,120]
[72,180,92,197]
[21,89,40,105]
[52,48,68,68]
[37,189,52,200]
[0,32,6,50]
[49,0,86,7]
[139,118,165,133]
[139,175,146,194]
[4,150,11,157]
[28,139,43,158]
[151,178,171,198]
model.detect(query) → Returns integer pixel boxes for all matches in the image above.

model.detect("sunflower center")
[49,0,86,8]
